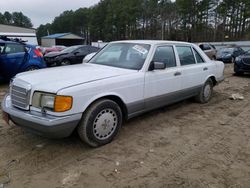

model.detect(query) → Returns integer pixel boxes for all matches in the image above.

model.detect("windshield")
[61,46,80,53]
[218,48,234,54]
[89,43,150,70]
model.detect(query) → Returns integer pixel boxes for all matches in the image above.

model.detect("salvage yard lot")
[0,64,250,188]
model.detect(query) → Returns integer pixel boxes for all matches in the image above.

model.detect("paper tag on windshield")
[132,45,148,55]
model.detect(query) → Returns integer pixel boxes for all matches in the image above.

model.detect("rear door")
[0,43,26,78]
[175,46,212,97]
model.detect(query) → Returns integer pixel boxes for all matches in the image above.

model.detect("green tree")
[12,12,33,28]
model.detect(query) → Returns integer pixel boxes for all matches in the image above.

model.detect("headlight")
[32,92,72,112]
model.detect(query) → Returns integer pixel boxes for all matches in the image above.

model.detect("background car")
[216,46,245,63]
[42,45,66,55]
[198,43,217,60]
[82,52,96,63]
[0,37,46,81]
[44,45,100,66]
[234,50,250,75]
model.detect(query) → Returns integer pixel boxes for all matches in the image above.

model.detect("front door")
[0,43,26,78]
[144,45,182,110]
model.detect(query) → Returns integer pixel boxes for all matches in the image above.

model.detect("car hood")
[14,63,137,93]
[45,51,68,58]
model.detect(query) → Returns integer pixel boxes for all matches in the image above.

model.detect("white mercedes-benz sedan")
[2,40,224,147]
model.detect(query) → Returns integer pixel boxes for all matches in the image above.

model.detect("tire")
[25,66,39,71]
[195,78,213,104]
[60,59,71,66]
[234,64,244,76]
[77,99,122,147]
[234,71,244,76]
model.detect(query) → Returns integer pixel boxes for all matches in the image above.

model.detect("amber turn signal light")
[54,96,73,112]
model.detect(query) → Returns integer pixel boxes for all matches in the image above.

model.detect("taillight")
[33,49,43,57]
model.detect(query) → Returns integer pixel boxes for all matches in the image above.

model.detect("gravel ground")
[0,64,250,188]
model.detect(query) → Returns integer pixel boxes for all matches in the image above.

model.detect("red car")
[42,45,66,55]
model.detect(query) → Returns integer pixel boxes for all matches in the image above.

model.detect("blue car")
[234,50,250,75]
[0,37,46,81]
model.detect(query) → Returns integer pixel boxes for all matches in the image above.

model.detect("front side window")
[4,44,25,54]
[176,46,196,66]
[152,46,176,68]
[89,43,150,70]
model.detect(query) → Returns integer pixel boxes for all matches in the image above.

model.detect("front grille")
[243,59,250,65]
[10,84,31,110]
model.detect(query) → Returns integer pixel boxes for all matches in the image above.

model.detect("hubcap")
[93,109,118,140]
[204,84,211,100]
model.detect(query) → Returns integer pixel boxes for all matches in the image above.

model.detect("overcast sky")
[0,0,100,28]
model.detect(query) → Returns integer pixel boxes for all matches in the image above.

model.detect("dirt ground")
[0,64,250,188]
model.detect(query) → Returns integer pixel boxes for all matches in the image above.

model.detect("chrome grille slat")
[11,93,27,100]
[10,84,31,110]
[11,89,26,95]
[11,96,27,104]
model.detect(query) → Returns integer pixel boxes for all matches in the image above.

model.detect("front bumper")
[216,75,225,84]
[1,94,82,138]
[234,62,250,72]
[44,57,59,65]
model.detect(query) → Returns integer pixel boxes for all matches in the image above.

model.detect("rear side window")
[176,46,196,66]
[193,48,205,63]
[4,44,25,54]
[203,44,211,50]
[152,46,176,68]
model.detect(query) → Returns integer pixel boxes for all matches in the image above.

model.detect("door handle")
[203,67,208,71]
[174,72,181,76]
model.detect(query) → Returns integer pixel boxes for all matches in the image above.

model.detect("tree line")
[0,11,33,28]
[29,0,250,43]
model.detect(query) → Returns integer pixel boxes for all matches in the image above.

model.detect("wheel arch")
[206,75,217,86]
[83,94,128,120]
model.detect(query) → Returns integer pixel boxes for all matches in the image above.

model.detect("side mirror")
[149,61,166,71]
[74,51,80,55]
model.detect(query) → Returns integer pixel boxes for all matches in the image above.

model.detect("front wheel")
[78,99,122,147]
[195,78,213,103]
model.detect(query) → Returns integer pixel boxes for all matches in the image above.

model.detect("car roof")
[110,40,192,46]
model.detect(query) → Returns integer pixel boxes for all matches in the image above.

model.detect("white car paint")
[11,40,224,118]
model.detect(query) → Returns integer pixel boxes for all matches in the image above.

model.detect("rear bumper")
[2,94,82,138]
[216,76,224,84]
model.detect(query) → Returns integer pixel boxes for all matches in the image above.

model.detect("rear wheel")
[195,78,213,103]
[77,99,122,147]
